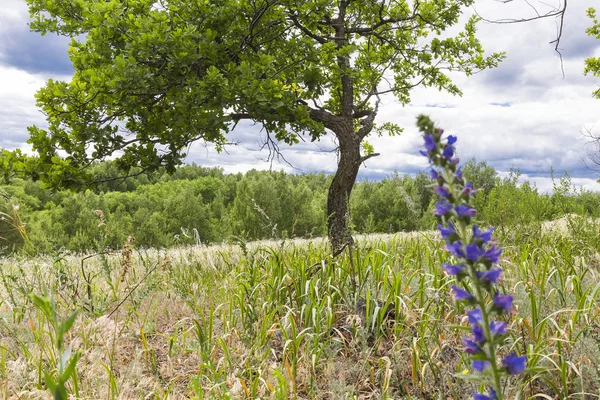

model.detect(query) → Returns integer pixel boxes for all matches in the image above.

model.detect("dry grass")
[0,220,599,399]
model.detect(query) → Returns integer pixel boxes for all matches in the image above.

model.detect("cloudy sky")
[1,0,599,192]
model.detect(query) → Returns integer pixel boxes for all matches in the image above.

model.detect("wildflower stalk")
[417,115,526,400]
[471,270,502,397]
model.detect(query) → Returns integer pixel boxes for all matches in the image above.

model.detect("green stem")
[469,267,504,400]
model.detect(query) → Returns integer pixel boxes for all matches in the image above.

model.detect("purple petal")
[447,135,457,145]
[451,285,473,301]
[493,293,513,313]
[484,245,503,263]
[438,222,456,238]
[443,145,454,160]
[455,166,463,179]
[465,242,485,262]
[490,320,507,336]
[462,182,475,196]
[434,201,452,215]
[455,205,476,217]
[446,240,465,258]
[473,225,494,243]
[443,263,465,276]
[462,338,482,355]
[424,134,436,152]
[435,186,451,198]
[467,308,483,326]
[472,360,491,372]
[502,353,527,375]
[473,388,497,400]
[479,268,502,284]
[472,325,486,343]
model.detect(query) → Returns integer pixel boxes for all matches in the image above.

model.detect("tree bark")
[327,131,361,253]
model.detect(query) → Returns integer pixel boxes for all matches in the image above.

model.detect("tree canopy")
[585,7,600,98]
[8,0,503,250]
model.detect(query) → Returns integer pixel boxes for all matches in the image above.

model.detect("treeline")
[0,160,599,254]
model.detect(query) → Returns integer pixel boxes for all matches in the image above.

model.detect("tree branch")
[473,0,568,77]
[287,12,330,44]
[360,152,380,163]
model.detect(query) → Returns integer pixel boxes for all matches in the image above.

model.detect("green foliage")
[462,158,497,195]
[0,162,598,255]
[30,293,80,400]
[585,8,600,98]
[350,173,430,233]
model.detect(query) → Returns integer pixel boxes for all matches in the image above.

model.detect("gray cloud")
[0,29,73,75]
[0,0,73,77]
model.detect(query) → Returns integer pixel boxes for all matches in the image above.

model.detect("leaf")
[61,350,81,382]
[30,294,53,322]
[61,310,79,337]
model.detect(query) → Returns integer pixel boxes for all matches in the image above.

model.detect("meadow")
[1,215,599,399]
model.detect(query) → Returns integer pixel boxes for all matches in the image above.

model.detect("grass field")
[1,216,599,399]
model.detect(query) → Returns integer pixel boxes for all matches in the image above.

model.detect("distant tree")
[462,158,497,195]
[8,0,503,252]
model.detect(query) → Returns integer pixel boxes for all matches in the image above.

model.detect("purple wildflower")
[467,308,483,326]
[490,321,507,336]
[451,285,473,301]
[462,182,474,196]
[463,338,482,355]
[493,293,514,313]
[418,118,525,394]
[472,360,491,373]
[477,268,503,284]
[456,166,463,179]
[465,242,485,262]
[473,388,497,400]
[424,134,436,152]
[435,186,451,198]
[443,145,454,160]
[484,245,502,263]
[434,201,452,215]
[502,353,527,375]
[438,222,456,239]
[443,263,466,276]
[473,225,494,243]
[447,240,465,258]
[455,205,476,217]
[472,325,486,344]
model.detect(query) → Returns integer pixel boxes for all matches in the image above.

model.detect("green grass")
[0,219,599,399]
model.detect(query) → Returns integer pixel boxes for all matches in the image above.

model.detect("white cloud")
[0,66,48,145]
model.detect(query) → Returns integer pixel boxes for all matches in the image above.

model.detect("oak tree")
[584,7,600,175]
[16,0,502,251]
[585,7,599,98]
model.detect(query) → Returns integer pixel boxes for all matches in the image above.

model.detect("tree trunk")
[327,133,362,253]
